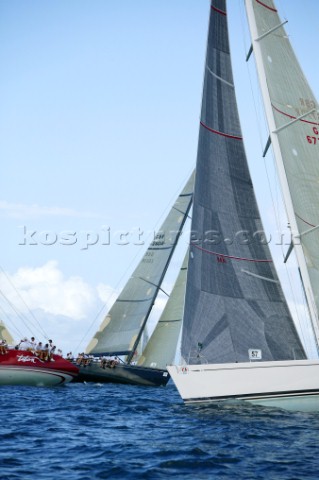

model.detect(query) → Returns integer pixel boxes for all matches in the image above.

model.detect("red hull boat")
[0,349,79,386]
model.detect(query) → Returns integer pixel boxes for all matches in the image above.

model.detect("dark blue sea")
[1,382,319,480]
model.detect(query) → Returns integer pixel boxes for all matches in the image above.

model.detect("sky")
[0,0,318,357]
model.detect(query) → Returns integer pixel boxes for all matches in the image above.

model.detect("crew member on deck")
[0,339,7,355]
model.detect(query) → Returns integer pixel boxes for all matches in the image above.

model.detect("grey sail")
[87,172,194,357]
[245,0,319,344]
[138,249,189,369]
[180,0,306,365]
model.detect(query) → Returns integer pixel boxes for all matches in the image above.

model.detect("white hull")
[167,360,319,412]
[0,366,75,386]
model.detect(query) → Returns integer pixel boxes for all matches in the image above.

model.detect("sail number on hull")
[248,349,262,361]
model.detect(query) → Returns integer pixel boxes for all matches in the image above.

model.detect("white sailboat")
[76,173,194,386]
[168,0,319,412]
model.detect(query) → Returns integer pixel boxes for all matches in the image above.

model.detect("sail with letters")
[168,0,319,412]
[245,0,319,344]
[76,173,194,386]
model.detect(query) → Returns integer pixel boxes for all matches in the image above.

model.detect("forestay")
[87,172,194,356]
[181,0,306,365]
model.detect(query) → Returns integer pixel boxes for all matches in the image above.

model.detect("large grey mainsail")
[245,0,319,344]
[138,249,188,369]
[87,172,194,357]
[181,0,306,365]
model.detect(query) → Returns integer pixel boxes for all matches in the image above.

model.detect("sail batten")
[117,299,151,303]
[255,19,287,41]
[86,172,194,356]
[158,319,181,324]
[273,109,316,134]
[206,66,234,88]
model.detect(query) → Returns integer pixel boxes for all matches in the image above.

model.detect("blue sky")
[0,1,318,355]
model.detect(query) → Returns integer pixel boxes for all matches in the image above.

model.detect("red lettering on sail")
[217,256,226,264]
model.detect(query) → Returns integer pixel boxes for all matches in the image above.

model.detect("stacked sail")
[245,0,319,343]
[180,0,306,365]
[87,172,194,357]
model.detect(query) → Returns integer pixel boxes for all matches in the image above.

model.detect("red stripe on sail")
[255,0,277,12]
[192,244,273,263]
[200,121,242,140]
[211,5,226,16]
[272,104,319,126]
[295,213,316,228]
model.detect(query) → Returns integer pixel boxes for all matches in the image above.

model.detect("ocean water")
[1,382,319,480]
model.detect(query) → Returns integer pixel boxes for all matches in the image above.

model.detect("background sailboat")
[168,0,319,411]
[0,318,78,386]
[0,266,79,386]
[76,173,194,386]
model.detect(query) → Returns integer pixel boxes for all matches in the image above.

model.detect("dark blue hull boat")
[74,361,170,387]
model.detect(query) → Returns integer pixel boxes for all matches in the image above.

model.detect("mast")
[245,0,319,348]
[126,228,189,364]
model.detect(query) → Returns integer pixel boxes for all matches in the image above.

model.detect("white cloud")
[0,261,119,323]
[0,261,118,352]
[1,261,95,320]
[0,200,101,219]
